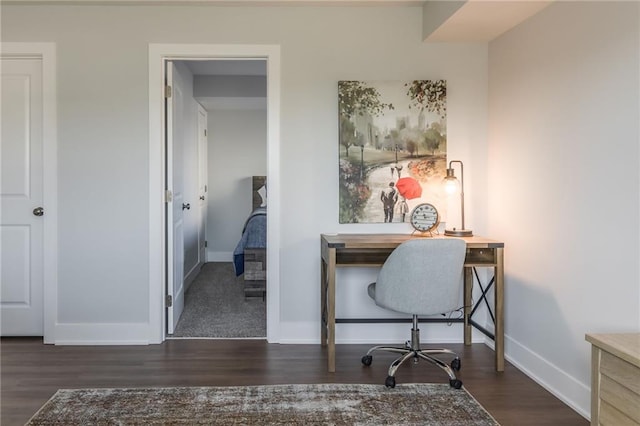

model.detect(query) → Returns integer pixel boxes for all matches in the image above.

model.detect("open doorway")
[147,44,281,345]
[169,59,268,339]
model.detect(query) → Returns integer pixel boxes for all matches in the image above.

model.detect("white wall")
[192,73,268,260]
[206,107,267,260]
[0,6,489,342]
[488,1,639,418]
[194,75,266,98]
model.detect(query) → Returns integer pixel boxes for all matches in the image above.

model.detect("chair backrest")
[373,238,467,316]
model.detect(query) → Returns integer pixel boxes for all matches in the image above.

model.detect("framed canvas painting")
[338,80,447,224]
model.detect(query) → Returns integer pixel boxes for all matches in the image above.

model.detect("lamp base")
[444,228,473,237]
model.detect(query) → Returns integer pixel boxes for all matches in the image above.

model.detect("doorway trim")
[1,42,58,343]
[148,44,281,343]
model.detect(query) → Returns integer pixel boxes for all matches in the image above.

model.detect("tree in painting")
[406,80,447,118]
[338,81,395,122]
[338,81,394,223]
[338,80,448,224]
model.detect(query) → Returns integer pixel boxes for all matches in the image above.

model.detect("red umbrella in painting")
[395,177,422,200]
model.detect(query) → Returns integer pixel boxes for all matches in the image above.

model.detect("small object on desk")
[409,203,439,235]
[443,160,473,237]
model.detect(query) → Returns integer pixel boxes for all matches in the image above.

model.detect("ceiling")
[425,0,553,42]
[3,0,552,42]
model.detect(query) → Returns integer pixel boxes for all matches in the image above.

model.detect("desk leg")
[326,247,336,373]
[495,247,505,372]
[320,257,328,347]
[464,267,473,345]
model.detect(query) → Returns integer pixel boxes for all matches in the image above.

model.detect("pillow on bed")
[258,184,267,207]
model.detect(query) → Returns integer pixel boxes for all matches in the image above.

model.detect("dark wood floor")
[1,337,587,425]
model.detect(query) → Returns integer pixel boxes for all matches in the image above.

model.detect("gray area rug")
[172,262,266,338]
[26,383,499,425]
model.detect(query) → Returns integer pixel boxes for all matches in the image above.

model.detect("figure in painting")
[395,164,403,178]
[380,182,398,223]
[399,197,409,222]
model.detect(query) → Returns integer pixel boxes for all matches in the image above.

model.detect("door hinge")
[204,185,208,193]
[204,129,207,137]
[166,294,173,307]
[165,190,173,203]
[165,85,172,98]
[204,241,208,248]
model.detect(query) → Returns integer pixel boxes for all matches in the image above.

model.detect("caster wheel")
[385,376,396,388]
[361,355,372,366]
[451,358,461,371]
[449,379,463,389]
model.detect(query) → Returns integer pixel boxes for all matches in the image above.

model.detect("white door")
[0,57,44,336]
[165,61,185,334]
[197,104,208,264]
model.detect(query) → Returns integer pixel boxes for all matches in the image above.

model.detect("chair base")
[361,317,462,389]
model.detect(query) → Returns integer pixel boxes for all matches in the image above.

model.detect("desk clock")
[409,203,439,234]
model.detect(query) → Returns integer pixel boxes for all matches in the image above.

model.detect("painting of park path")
[338,80,447,224]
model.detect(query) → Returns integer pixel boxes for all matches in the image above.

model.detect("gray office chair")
[361,238,467,389]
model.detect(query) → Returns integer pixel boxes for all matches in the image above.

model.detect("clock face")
[410,203,439,233]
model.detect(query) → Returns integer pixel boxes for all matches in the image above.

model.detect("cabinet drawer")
[465,248,496,265]
[244,279,265,298]
[600,400,638,426]
[244,249,266,263]
[600,375,640,423]
[601,351,640,395]
[244,249,266,281]
[245,265,266,280]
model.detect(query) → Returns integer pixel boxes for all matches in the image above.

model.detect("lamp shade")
[443,160,472,237]
[443,173,459,195]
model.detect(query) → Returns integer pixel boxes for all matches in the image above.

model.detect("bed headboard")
[252,176,267,211]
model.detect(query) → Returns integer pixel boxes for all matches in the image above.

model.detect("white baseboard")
[184,262,202,292]
[207,251,233,262]
[278,321,486,344]
[53,322,151,345]
[503,334,590,420]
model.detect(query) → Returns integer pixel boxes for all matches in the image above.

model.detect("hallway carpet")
[172,262,266,338]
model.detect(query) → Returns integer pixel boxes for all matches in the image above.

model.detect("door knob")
[33,207,44,216]
[182,203,191,210]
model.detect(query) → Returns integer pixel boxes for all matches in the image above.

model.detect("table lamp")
[443,160,473,237]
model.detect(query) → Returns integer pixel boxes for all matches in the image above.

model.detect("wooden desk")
[320,233,505,373]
